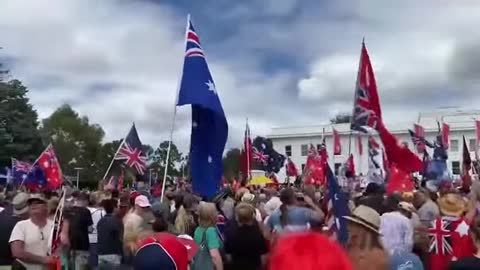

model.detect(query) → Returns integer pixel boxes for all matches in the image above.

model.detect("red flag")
[240,121,253,179]
[351,41,382,131]
[476,120,480,143]
[286,158,298,177]
[346,154,355,177]
[442,122,450,150]
[386,164,414,194]
[414,124,426,152]
[304,145,326,186]
[377,121,423,173]
[333,128,341,155]
[357,134,363,155]
[37,144,63,190]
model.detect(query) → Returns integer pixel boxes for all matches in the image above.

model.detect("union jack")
[12,158,32,172]
[185,21,205,58]
[428,218,453,255]
[115,143,147,175]
[253,147,269,165]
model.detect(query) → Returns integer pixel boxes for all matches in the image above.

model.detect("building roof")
[268,108,480,139]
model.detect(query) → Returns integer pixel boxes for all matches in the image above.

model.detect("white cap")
[135,195,151,208]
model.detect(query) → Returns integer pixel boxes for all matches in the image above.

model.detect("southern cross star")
[206,80,217,95]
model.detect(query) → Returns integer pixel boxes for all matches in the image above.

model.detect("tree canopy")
[330,113,352,124]
[0,79,44,167]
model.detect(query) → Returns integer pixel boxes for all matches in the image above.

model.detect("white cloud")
[2,0,480,154]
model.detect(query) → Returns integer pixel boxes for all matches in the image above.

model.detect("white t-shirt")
[9,219,54,270]
[88,207,105,244]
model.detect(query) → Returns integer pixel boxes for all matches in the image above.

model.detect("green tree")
[0,79,44,167]
[223,148,241,181]
[330,113,352,124]
[152,141,183,177]
[41,104,105,186]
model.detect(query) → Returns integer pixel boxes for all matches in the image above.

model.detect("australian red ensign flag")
[351,42,382,132]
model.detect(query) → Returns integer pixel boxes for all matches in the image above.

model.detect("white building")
[268,109,480,176]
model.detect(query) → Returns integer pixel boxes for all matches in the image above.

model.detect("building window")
[470,139,477,151]
[301,144,308,156]
[285,145,292,156]
[450,140,459,152]
[452,161,460,175]
[301,164,305,171]
[334,163,341,175]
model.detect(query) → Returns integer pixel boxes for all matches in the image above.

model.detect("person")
[123,195,154,254]
[192,202,223,270]
[268,232,353,270]
[0,193,29,268]
[413,190,439,226]
[224,203,268,270]
[97,198,123,269]
[9,194,55,270]
[380,201,414,255]
[267,188,324,234]
[448,216,480,269]
[174,194,199,236]
[134,232,198,270]
[358,183,386,214]
[427,193,475,270]
[62,192,94,270]
[344,205,389,270]
[241,193,262,222]
[264,189,282,216]
[87,192,106,269]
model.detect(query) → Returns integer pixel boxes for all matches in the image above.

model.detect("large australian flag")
[252,137,285,173]
[177,17,228,199]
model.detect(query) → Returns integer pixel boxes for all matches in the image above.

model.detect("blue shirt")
[389,252,424,270]
[267,206,316,233]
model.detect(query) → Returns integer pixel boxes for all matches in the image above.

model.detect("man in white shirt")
[9,194,55,270]
[380,202,414,255]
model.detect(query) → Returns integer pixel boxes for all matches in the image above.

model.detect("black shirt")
[224,223,268,270]
[448,256,480,270]
[0,210,21,265]
[97,214,123,255]
[65,206,93,251]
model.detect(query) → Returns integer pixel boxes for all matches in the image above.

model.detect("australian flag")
[114,124,147,181]
[12,158,48,189]
[252,137,285,173]
[325,164,350,245]
[177,17,228,199]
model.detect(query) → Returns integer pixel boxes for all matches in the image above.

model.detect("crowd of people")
[0,179,479,270]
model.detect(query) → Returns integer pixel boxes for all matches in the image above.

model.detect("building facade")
[268,109,480,177]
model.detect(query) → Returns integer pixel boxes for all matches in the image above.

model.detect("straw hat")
[437,193,465,217]
[343,205,381,234]
[398,202,415,213]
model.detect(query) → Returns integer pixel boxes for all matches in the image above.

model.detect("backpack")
[191,228,214,270]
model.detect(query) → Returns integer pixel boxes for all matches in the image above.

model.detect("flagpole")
[161,14,190,203]
[101,129,128,182]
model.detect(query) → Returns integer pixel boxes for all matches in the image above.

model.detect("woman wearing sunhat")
[343,205,389,270]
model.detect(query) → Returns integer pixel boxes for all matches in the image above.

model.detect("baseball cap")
[134,233,198,270]
[135,195,151,208]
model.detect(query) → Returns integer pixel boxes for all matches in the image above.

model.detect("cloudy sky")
[1,0,479,152]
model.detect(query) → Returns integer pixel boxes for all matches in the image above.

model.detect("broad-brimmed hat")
[12,192,29,215]
[398,202,415,213]
[343,205,381,234]
[437,193,465,217]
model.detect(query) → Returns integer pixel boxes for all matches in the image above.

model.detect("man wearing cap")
[0,193,30,268]
[9,194,55,270]
[123,195,154,255]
